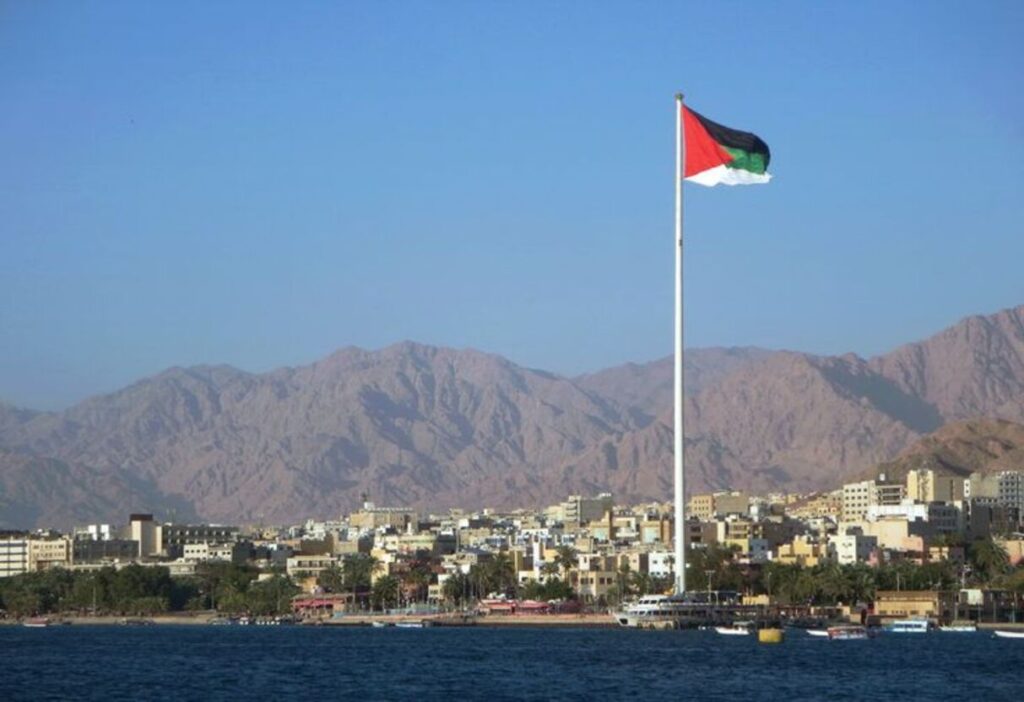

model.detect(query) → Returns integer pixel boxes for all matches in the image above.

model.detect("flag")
[683,106,771,186]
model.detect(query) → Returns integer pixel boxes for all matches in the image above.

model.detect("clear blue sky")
[2,1,1023,410]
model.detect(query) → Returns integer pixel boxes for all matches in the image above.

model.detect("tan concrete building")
[774,536,827,567]
[348,503,416,531]
[906,469,966,503]
[875,590,956,621]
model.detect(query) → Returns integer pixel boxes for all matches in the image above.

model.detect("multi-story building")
[0,535,29,578]
[688,492,748,520]
[827,531,878,565]
[561,494,613,528]
[29,537,72,571]
[348,502,416,532]
[842,478,906,521]
[73,539,140,564]
[906,469,966,503]
[967,470,1024,520]
[161,523,240,558]
[0,534,72,577]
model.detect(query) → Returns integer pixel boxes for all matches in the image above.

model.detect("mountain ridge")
[1,304,1023,527]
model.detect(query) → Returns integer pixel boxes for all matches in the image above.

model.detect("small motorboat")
[22,617,51,628]
[714,621,753,636]
[805,629,830,638]
[993,630,1024,639]
[939,622,977,633]
[395,621,425,628]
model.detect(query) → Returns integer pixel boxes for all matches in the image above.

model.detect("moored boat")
[805,629,830,638]
[827,625,871,640]
[886,618,930,634]
[22,617,51,628]
[939,622,977,633]
[993,630,1024,639]
[714,621,753,636]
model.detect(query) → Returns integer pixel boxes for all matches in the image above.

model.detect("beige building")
[774,536,827,567]
[688,492,748,520]
[875,590,956,621]
[29,538,72,571]
[906,469,966,503]
[286,554,339,579]
[348,502,416,531]
[129,514,161,558]
[842,479,906,521]
[1,535,72,577]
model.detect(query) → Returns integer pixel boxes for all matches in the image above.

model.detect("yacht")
[613,591,745,628]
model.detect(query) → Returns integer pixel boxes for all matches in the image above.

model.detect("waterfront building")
[875,589,956,622]
[0,535,29,578]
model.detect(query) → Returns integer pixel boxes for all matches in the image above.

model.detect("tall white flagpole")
[673,92,687,595]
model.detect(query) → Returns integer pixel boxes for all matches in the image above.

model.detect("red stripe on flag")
[682,107,734,178]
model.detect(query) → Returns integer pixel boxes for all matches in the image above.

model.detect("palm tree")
[371,576,401,611]
[555,546,578,578]
[970,538,1010,584]
[540,561,561,581]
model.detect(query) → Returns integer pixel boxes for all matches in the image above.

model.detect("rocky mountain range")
[1,304,1023,528]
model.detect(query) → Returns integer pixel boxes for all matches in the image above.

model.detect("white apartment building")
[0,537,29,578]
[828,532,878,565]
[842,479,907,521]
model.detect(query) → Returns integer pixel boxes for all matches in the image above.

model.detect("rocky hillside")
[867,418,1024,483]
[1,304,1023,527]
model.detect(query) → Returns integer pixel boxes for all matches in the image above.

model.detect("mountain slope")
[2,304,1024,526]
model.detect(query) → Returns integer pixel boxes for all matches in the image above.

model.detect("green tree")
[970,539,1010,584]
[371,575,401,611]
[317,566,346,593]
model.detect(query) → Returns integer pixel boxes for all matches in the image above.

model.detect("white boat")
[714,621,753,636]
[887,619,930,633]
[993,630,1024,639]
[939,623,977,633]
[827,625,871,640]
[395,621,424,628]
[805,629,830,638]
[22,617,51,628]
[614,595,669,626]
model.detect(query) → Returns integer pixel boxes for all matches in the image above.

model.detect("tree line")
[0,563,298,618]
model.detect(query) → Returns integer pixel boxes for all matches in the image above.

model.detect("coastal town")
[3,466,1024,630]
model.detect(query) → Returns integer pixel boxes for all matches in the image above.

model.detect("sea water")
[2,626,1022,701]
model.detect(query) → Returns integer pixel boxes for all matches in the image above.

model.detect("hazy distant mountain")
[2,304,1024,527]
[0,344,636,524]
[574,347,775,423]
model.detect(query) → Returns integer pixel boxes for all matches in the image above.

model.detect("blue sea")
[2,626,1022,701]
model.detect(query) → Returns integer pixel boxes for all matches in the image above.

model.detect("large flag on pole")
[682,106,771,186]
